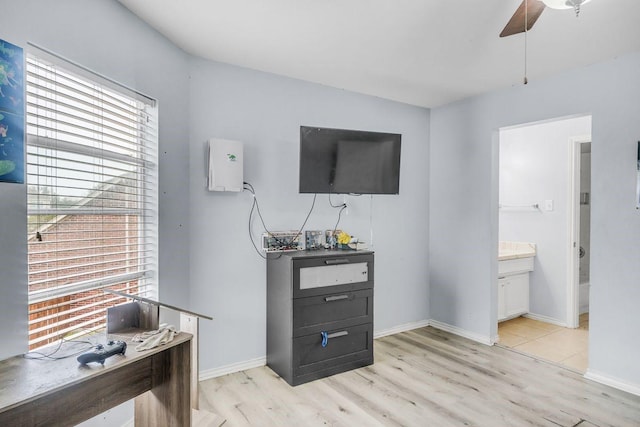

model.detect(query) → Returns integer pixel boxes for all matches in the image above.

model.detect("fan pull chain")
[574,3,581,17]
[524,0,528,84]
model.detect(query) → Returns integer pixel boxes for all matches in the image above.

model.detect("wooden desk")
[0,332,192,427]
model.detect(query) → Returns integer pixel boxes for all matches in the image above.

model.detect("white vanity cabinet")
[498,273,530,321]
[497,242,535,322]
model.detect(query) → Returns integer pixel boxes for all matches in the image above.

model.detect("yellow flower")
[337,231,351,244]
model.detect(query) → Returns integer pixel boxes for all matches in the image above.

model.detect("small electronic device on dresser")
[266,250,374,386]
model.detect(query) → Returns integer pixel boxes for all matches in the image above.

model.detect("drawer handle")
[321,330,349,347]
[324,295,349,302]
[324,259,350,265]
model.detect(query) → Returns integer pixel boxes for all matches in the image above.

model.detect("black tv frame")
[299,126,401,195]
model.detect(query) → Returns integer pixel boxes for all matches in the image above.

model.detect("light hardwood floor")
[198,326,640,426]
[498,314,589,372]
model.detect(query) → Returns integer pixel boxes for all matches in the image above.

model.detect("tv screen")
[299,126,401,194]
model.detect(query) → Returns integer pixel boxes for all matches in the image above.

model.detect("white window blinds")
[26,53,158,350]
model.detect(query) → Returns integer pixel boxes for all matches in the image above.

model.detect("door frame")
[567,136,591,328]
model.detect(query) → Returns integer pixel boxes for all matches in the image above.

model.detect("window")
[26,51,158,350]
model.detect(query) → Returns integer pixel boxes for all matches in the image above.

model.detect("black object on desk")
[77,340,127,365]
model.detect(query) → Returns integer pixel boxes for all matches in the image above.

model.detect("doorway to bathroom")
[572,139,592,325]
[496,115,592,373]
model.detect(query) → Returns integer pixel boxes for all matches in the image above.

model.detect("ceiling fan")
[500,0,592,37]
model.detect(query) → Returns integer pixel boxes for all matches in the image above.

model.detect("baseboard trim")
[199,319,494,381]
[584,369,640,397]
[524,312,567,327]
[199,321,432,382]
[428,319,493,345]
[374,319,431,339]
[199,356,267,382]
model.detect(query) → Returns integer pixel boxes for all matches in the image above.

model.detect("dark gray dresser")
[266,250,374,386]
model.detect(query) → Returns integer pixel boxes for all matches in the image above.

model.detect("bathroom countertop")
[499,241,536,261]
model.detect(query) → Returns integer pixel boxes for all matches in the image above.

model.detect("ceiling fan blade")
[500,0,546,37]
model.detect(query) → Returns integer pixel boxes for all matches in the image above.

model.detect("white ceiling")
[118,0,640,108]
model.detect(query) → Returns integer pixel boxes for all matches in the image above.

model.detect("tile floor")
[497,313,589,372]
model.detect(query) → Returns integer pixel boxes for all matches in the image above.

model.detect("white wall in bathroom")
[499,116,591,324]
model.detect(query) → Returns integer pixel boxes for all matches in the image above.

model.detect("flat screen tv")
[299,126,401,194]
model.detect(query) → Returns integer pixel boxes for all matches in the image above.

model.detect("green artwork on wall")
[0,39,24,184]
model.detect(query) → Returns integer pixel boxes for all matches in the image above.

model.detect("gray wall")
[0,182,26,358]
[430,51,640,386]
[499,116,591,323]
[187,57,431,372]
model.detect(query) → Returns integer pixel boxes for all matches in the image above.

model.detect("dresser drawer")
[292,323,373,381]
[293,289,373,337]
[293,253,374,298]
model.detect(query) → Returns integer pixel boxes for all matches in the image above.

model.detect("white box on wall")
[207,138,243,192]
